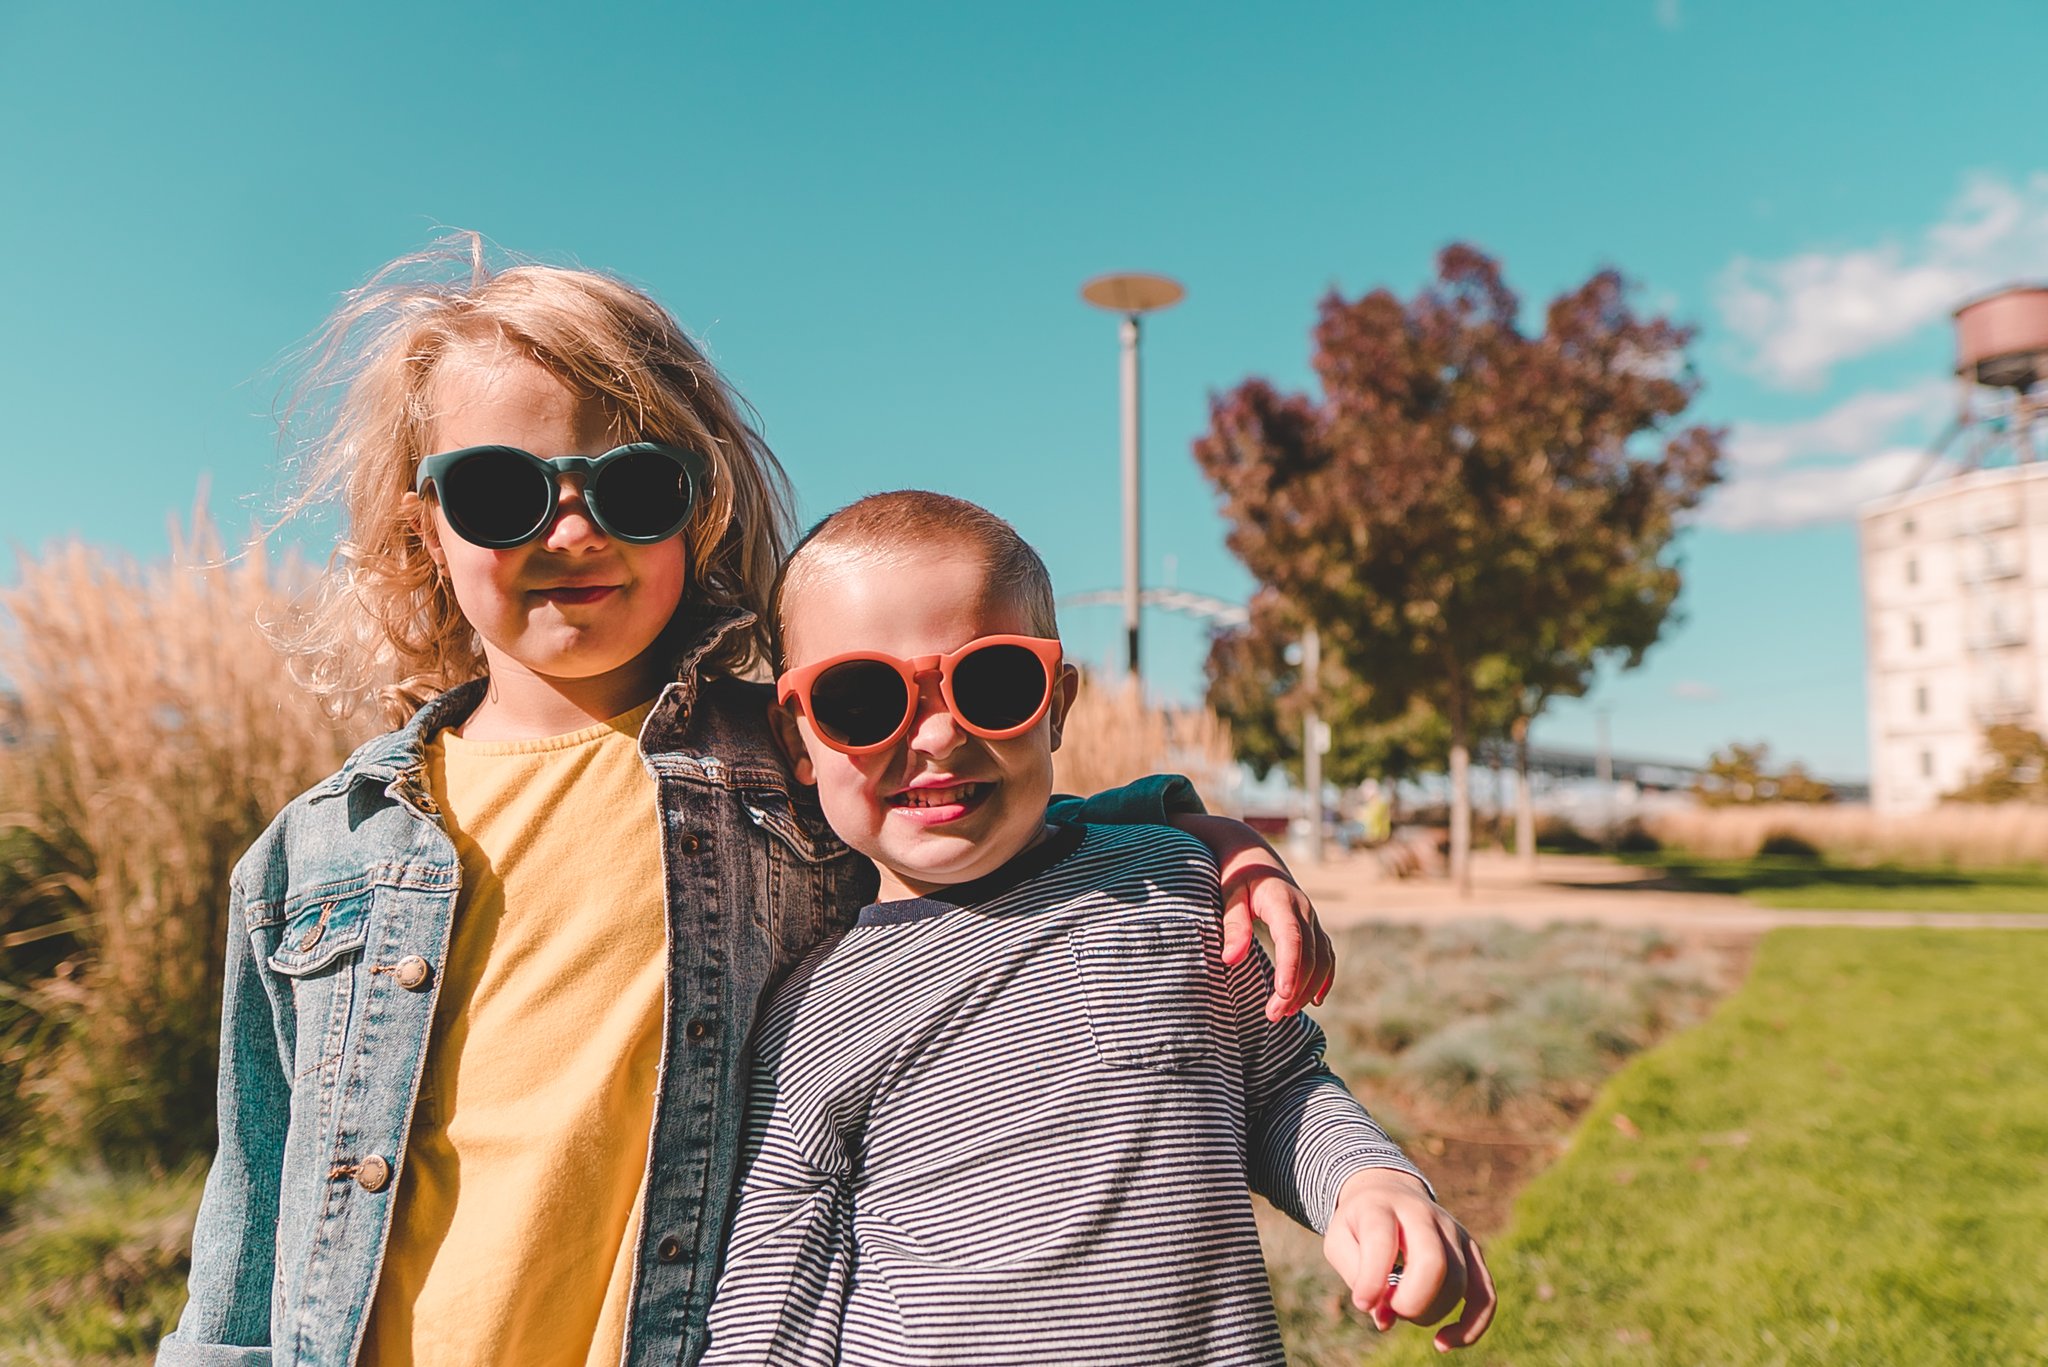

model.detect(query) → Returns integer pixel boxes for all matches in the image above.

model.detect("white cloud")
[1670,680,1721,702]
[1700,448,1944,531]
[1724,377,1952,471]
[1716,171,2048,389]
[1654,0,1682,30]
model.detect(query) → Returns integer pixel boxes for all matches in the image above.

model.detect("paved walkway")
[1294,849,2048,933]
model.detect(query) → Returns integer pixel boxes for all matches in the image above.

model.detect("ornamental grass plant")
[0,512,365,1173]
[1643,801,2048,868]
[1050,671,1239,816]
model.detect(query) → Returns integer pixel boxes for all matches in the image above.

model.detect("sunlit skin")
[414,349,689,741]
[770,548,1078,902]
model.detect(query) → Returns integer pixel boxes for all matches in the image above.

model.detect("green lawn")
[1622,852,2048,914]
[1368,928,2048,1365]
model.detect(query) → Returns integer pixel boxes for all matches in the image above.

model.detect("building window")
[1915,684,1929,716]
[1920,750,1933,778]
[1905,556,1919,586]
[1910,617,1923,650]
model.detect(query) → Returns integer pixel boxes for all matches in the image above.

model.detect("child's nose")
[905,678,966,758]
[541,476,606,549]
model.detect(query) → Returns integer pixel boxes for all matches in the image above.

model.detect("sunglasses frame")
[414,442,709,549]
[777,634,1066,756]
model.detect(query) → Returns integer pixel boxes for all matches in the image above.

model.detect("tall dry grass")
[1051,672,1239,816]
[1643,802,2048,868]
[0,512,367,1169]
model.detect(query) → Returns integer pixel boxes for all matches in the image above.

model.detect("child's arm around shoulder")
[1048,776,1336,1019]
[1223,917,1496,1351]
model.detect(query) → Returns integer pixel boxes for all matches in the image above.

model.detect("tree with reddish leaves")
[1195,245,1723,893]
[1204,587,1447,792]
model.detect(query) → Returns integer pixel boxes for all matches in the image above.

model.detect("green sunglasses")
[414,443,709,549]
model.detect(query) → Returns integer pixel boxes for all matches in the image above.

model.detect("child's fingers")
[1330,1204,1401,1318]
[1255,885,1307,1018]
[1387,1220,1459,1325]
[1219,893,1256,967]
[1433,1230,1497,1350]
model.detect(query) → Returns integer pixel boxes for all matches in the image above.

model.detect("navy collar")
[857,821,1086,927]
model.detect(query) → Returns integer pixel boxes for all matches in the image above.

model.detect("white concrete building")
[1860,463,2048,812]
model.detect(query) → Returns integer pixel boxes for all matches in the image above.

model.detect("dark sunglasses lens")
[951,644,1051,732]
[442,449,550,545]
[810,660,912,748]
[593,448,694,540]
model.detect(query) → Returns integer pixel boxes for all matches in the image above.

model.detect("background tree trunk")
[1514,716,1536,876]
[1447,678,1472,897]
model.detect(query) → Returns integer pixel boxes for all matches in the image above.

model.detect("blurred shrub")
[1612,818,1663,854]
[1312,920,1726,1125]
[0,514,365,1171]
[1534,813,1601,854]
[1757,829,1824,860]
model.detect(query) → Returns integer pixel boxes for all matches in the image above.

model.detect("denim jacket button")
[685,1018,711,1042]
[657,1235,684,1262]
[394,956,433,991]
[678,833,703,854]
[355,1155,392,1192]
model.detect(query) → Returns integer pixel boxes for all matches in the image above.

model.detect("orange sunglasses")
[776,634,1065,756]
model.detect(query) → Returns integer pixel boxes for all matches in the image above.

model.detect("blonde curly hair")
[275,235,795,726]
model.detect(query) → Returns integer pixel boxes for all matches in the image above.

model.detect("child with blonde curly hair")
[158,237,1338,1367]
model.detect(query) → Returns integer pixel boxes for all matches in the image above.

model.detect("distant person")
[702,492,1494,1365]
[158,241,1342,1367]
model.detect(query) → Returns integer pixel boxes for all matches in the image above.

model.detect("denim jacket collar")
[310,606,762,801]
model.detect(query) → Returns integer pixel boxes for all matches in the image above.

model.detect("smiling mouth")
[534,585,619,605]
[888,782,992,811]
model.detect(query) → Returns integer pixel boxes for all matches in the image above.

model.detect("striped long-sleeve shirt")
[702,822,1424,1366]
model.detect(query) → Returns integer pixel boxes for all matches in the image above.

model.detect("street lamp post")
[1081,272,1184,681]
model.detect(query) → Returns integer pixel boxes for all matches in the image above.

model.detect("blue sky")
[4,0,2043,779]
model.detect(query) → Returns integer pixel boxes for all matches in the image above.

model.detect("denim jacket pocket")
[1069,913,1213,1072]
[262,887,375,1100]
[266,888,373,977]
[739,784,848,866]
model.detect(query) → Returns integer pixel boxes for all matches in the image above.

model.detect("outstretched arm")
[1227,934,1495,1350]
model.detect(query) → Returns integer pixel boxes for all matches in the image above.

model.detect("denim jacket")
[159,610,1198,1367]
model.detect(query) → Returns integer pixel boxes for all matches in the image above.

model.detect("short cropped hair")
[773,491,1059,667]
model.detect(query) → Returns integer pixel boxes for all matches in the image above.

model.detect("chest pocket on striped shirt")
[1069,914,1212,1072]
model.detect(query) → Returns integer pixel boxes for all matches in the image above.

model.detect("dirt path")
[1294,849,2048,933]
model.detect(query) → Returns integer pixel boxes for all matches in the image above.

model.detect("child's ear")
[405,491,448,575]
[1047,664,1081,754]
[768,701,818,787]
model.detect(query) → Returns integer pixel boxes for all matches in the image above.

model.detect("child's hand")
[1168,814,1334,1019]
[1324,1168,1496,1351]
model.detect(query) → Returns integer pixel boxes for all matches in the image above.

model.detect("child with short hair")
[704,492,1494,1365]
[159,241,1344,1367]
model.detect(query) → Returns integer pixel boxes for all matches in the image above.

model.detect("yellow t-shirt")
[361,702,665,1367]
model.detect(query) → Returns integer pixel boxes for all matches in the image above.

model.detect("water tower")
[1936,285,2048,471]
[1860,285,2048,812]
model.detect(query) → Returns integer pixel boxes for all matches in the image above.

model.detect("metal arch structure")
[1062,586,1249,629]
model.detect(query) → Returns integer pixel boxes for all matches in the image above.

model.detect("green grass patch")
[1622,851,2048,914]
[1368,928,2048,1365]
[0,1163,201,1366]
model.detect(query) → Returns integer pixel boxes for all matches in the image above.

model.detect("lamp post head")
[1081,272,1185,316]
